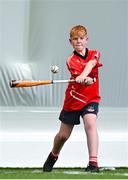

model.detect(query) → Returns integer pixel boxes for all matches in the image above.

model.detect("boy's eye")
[72,37,84,41]
[73,38,78,40]
[71,37,78,40]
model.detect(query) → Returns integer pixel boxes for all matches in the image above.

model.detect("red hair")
[70,25,88,38]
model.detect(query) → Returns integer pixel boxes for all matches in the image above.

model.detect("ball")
[51,65,59,73]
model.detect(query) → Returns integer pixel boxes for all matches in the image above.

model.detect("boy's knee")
[57,133,69,142]
[85,122,96,131]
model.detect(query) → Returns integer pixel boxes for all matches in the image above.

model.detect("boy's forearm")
[75,60,97,84]
[80,60,97,77]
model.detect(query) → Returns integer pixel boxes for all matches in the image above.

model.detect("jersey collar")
[74,48,88,60]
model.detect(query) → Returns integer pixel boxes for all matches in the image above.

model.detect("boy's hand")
[84,77,95,85]
[75,76,95,85]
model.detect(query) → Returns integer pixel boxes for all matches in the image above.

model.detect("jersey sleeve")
[88,50,103,79]
[91,50,103,68]
[66,57,82,77]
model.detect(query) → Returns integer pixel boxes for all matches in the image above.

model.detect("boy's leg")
[52,122,74,154]
[43,122,74,172]
[83,113,99,172]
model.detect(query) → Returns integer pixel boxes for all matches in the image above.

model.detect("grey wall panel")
[0,0,128,107]
[0,63,38,106]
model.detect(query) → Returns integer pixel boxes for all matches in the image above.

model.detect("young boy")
[43,25,102,172]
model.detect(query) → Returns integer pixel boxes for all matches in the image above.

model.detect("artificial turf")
[0,167,127,179]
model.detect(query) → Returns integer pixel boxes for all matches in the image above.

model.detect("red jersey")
[63,48,102,111]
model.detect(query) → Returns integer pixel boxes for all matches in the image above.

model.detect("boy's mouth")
[76,45,82,48]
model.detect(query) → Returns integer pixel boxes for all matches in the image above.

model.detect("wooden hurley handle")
[9,80,52,88]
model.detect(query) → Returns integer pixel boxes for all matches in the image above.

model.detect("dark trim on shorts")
[59,102,99,125]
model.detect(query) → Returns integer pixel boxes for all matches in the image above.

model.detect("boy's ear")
[86,36,89,41]
[69,38,73,45]
[69,39,72,44]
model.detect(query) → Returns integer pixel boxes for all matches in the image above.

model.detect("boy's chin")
[75,47,85,51]
[76,49,83,53]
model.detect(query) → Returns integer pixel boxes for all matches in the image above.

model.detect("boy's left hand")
[84,77,95,85]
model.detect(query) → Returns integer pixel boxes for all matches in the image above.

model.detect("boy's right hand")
[75,76,95,85]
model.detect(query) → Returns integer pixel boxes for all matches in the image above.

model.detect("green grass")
[0,167,127,179]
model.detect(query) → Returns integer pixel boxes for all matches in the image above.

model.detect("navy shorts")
[59,102,99,125]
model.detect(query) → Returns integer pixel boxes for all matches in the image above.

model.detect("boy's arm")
[75,59,97,84]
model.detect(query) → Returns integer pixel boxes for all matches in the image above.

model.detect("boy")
[43,25,102,172]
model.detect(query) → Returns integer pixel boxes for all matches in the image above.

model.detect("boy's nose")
[77,38,81,42]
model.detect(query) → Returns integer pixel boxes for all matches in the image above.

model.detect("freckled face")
[70,35,88,53]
